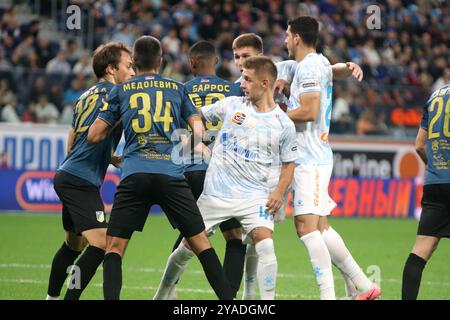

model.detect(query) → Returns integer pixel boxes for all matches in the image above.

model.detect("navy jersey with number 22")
[98,74,198,180]
[59,81,120,187]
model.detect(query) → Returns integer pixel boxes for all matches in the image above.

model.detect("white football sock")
[321,227,372,293]
[153,242,194,300]
[339,268,358,298]
[242,243,258,300]
[255,238,277,300]
[301,230,335,300]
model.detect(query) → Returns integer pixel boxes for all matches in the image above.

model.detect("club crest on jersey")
[138,135,148,145]
[96,211,105,223]
[232,112,246,125]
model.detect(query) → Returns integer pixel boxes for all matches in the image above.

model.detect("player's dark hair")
[288,16,319,48]
[133,36,162,71]
[92,41,131,79]
[189,40,216,61]
[242,56,277,87]
[232,33,263,53]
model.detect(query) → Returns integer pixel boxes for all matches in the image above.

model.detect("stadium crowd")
[0,0,448,135]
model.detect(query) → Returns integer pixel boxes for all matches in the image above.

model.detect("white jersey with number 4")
[288,52,333,165]
[201,96,299,199]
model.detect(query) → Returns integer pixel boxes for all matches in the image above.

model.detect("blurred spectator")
[162,28,181,55]
[59,104,74,125]
[432,68,450,92]
[49,84,65,112]
[1,96,21,123]
[66,38,83,67]
[0,151,10,169]
[0,79,15,107]
[64,79,83,107]
[46,51,71,75]
[35,94,59,124]
[22,103,37,123]
[73,54,93,77]
[331,86,353,133]
[35,35,55,68]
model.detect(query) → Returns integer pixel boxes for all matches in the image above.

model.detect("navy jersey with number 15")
[98,73,198,180]
[420,83,450,185]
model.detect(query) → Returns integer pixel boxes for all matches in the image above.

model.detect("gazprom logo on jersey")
[15,171,61,211]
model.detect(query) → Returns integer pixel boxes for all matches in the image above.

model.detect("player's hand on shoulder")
[274,79,291,96]
[111,155,122,168]
[346,62,363,82]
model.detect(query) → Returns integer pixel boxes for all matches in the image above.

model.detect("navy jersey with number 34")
[98,73,198,180]
[420,83,450,185]
[59,81,120,187]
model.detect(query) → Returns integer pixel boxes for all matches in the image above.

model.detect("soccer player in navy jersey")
[88,36,233,300]
[154,40,245,299]
[402,83,450,300]
[46,42,134,300]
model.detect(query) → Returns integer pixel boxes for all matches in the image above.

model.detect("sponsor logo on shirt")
[302,82,319,88]
[232,112,246,125]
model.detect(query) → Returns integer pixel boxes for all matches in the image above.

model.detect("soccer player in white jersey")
[284,16,381,300]
[232,33,366,300]
[154,56,298,300]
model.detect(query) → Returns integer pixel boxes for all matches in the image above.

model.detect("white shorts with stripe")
[292,164,336,216]
[197,194,274,244]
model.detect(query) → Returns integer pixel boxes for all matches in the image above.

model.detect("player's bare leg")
[295,214,335,300]
[46,231,86,300]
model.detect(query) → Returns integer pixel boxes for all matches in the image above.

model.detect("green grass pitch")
[0,212,449,300]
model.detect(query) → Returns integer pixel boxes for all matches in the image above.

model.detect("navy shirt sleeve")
[181,86,199,122]
[420,98,429,130]
[98,85,121,127]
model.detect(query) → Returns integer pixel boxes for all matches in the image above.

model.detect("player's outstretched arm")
[87,118,112,143]
[332,62,363,81]
[287,92,320,123]
[266,162,296,214]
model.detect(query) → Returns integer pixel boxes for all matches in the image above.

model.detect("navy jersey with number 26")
[98,73,198,180]
[420,83,450,185]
